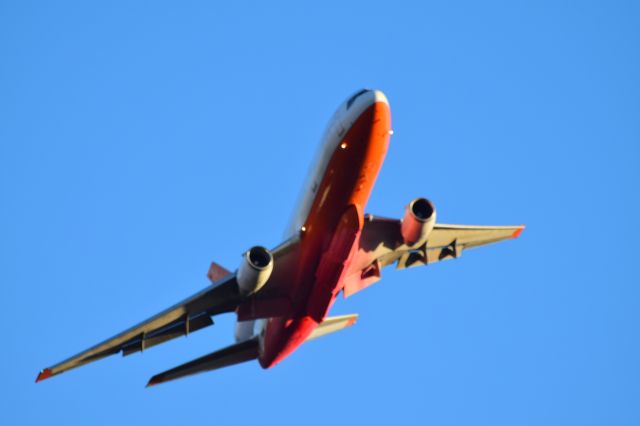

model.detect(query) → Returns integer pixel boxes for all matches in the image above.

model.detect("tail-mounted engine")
[401,197,436,247]
[236,246,274,295]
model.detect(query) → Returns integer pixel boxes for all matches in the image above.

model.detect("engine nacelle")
[236,246,274,295]
[401,197,436,247]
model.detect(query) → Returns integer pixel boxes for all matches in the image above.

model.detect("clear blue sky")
[2,1,639,425]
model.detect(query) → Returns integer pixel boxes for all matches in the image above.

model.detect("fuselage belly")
[259,91,391,368]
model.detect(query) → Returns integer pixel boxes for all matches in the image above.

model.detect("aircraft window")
[346,89,368,109]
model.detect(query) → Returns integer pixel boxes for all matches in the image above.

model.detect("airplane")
[36,89,524,387]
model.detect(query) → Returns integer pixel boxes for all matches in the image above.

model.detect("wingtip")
[35,368,52,383]
[512,225,525,239]
[146,376,161,388]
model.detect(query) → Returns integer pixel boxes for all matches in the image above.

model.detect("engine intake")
[401,197,436,247]
[236,246,274,295]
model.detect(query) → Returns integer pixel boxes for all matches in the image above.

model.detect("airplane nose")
[370,89,389,106]
[346,89,389,110]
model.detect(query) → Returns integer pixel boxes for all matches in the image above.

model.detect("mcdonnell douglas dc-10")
[36,89,524,386]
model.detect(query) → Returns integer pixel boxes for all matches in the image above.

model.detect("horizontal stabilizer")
[306,314,358,342]
[146,338,259,387]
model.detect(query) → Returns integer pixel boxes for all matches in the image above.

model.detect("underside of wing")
[36,275,241,382]
[342,214,524,297]
[396,223,525,269]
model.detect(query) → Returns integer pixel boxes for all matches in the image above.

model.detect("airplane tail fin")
[146,338,258,387]
[306,314,359,342]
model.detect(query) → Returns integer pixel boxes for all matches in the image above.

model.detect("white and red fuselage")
[257,90,392,368]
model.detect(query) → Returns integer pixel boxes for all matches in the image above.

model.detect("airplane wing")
[36,238,300,383]
[343,215,524,297]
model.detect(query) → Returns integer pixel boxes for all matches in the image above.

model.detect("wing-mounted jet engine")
[234,246,274,342]
[236,246,274,295]
[401,197,436,247]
